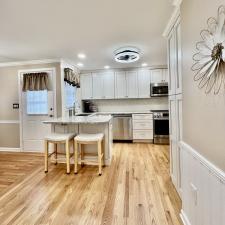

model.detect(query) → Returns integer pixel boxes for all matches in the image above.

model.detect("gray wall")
[181,0,225,171]
[0,62,61,148]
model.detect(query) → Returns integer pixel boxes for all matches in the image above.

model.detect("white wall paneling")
[180,141,225,225]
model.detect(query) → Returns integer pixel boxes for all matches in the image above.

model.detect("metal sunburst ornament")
[192,5,225,94]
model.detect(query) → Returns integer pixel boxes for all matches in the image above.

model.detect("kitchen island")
[44,115,113,165]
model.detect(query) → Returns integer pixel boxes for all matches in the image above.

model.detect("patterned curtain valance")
[22,72,49,92]
[64,68,80,88]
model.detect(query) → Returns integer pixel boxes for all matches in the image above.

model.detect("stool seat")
[75,133,104,142]
[45,133,75,142]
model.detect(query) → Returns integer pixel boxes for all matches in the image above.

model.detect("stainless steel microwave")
[150,83,168,97]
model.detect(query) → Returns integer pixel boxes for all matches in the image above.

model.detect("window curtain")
[64,68,80,88]
[22,72,49,92]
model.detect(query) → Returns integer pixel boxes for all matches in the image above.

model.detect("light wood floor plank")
[0,143,182,225]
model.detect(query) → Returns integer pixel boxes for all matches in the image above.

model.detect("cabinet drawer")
[133,121,153,130]
[132,114,152,120]
[133,130,153,140]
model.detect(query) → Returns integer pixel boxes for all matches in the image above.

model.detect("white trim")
[0,120,20,124]
[0,147,21,152]
[172,0,183,7]
[180,141,225,183]
[0,59,60,68]
[163,7,180,37]
[18,67,57,152]
[180,210,191,225]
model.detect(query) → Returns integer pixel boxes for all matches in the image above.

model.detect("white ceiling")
[0,0,174,70]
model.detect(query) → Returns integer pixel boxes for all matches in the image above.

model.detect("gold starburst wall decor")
[192,5,225,94]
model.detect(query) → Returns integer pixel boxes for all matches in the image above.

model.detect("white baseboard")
[0,147,21,152]
[180,141,225,225]
[180,210,191,225]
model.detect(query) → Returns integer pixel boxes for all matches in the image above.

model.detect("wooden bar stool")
[74,133,104,176]
[44,133,75,174]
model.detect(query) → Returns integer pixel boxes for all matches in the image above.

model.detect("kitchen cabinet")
[80,73,93,99]
[138,69,151,98]
[169,94,183,196]
[168,17,182,95]
[132,113,153,142]
[115,71,138,99]
[126,71,138,98]
[151,69,168,83]
[92,72,115,99]
[115,71,127,98]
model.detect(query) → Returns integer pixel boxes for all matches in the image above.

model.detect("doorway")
[18,68,56,152]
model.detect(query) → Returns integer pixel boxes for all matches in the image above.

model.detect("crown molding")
[0,59,61,68]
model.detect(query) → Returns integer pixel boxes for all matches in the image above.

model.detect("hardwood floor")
[0,144,182,225]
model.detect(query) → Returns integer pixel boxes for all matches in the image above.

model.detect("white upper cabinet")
[92,73,104,99]
[151,69,168,83]
[92,72,115,99]
[168,17,182,96]
[138,69,151,98]
[115,71,127,98]
[103,72,115,99]
[115,71,138,99]
[175,21,182,94]
[81,73,93,99]
[126,71,138,98]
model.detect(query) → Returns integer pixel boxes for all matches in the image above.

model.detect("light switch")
[13,103,19,109]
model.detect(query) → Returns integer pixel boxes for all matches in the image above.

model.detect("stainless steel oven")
[150,83,168,97]
[152,110,169,144]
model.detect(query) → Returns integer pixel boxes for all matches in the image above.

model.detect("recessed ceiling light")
[77,63,84,67]
[78,53,86,59]
[142,63,148,67]
[104,65,110,69]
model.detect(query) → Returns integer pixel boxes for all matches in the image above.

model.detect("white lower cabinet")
[132,114,153,142]
[169,94,183,196]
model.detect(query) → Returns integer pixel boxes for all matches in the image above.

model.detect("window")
[27,90,48,115]
[65,83,76,109]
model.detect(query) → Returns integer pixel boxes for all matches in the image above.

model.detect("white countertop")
[96,111,153,115]
[43,114,112,124]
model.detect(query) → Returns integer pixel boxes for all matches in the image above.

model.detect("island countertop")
[43,115,112,125]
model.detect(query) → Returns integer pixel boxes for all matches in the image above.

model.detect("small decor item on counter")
[192,5,225,94]
[64,68,80,88]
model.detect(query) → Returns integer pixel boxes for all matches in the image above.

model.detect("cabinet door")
[92,73,104,99]
[175,20,182,94]
[150,69,164,83]
[168,30,176,95]
[80,74,93,99]
[103,72,115,99]
[138,69,151,98]
[115,71,127,98]
[126,71,138,98]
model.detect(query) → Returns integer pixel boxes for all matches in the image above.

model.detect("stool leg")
[66,140,70,174]
[74,140,78,174]
[98,141,102,176]
[55,143,57,165]
[101,140,105,167]
[81,144,84,167]
[44,140,48,173]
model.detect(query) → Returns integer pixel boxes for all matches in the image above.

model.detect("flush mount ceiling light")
[114,46,140,63]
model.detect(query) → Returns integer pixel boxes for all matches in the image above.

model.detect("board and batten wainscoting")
[180,141,225,225]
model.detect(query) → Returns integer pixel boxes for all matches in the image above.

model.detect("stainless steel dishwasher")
[112,114,133,141]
